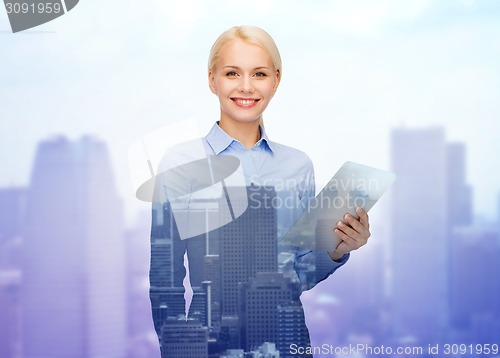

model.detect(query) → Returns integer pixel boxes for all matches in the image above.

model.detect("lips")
[231,98,260,108]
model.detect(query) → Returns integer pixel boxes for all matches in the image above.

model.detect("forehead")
[218,39,273,68]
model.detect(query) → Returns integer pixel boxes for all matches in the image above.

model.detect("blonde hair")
[208,25,282,79]
[208,26,282,127]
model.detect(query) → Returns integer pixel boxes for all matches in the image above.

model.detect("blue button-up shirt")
[203,122,349,290]
[150,122,350,354]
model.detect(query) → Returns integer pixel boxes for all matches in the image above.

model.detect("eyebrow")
[223,66,271,70]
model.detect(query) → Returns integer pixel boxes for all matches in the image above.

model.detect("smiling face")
[209,39,280,127]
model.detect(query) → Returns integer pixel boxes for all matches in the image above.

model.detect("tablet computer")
[282,161,396,252]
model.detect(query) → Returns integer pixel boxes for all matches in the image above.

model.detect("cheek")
[215,79,232,96]
[260,83,277,97]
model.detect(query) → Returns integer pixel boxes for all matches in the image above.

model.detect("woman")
[150,26,371,357]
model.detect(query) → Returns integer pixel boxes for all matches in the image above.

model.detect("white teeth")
[235,99,255,105]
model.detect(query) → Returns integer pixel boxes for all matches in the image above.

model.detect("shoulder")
[268,140,314,172]
[157,137,213,173]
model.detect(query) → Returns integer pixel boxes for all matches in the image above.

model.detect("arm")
[293,158,370,291]
[149,169,187,337]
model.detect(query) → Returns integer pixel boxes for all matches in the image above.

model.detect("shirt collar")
[206,122,274,155]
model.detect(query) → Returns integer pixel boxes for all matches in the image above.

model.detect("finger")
[336,220,361,241]
[335,228,368,253]
[356,207,370,229]
[342,214,364,235]
[334,227,358,247]
[342,214,370,242]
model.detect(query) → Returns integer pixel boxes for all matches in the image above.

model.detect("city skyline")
[0,125,499,357]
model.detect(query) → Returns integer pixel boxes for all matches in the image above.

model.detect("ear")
[208,70,217,94]
[272,69,280,92]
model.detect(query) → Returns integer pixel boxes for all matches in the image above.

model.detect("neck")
[219,118,261,150]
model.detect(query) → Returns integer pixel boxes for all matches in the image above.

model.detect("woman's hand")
[328,207,371,261]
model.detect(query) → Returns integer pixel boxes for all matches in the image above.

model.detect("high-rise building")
[446,142,472,230]
[445,141,473,330]
[150,202,176,287]
[220,186,278,317]
[204,254,221,324]
[0,270,21,358]
[390,127,448,342]
[450,227,500,337]
[0,187,25,244]
[151,286,207,327]
[240,272,293,351]
[277,303,309,358]
[22,136,126,358]
[125,214,158,340]
[161,317,208,358]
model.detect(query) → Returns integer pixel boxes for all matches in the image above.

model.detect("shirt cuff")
[331,252,350,264]
[315,251,350,283]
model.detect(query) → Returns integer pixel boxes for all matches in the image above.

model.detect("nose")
[239,75,254,94]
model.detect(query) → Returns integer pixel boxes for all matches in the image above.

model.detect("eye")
[254,72,267,77]
[226,71,238,77]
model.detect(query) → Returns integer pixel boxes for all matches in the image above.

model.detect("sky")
[1,0,499,222]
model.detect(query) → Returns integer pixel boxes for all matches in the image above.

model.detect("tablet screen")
[282,161,396,252]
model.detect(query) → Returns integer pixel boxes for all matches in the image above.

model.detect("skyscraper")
[220,186,278,318]
[450,227,500,338]
[277,303,308,357]
[390,127,448,342]
[22,136,126,357]
[204,254,221,324]
[0,187,25,244]
[239,272,293,351]
[0,270,21,358]
[446,142,472,230]
[161,317,208,358]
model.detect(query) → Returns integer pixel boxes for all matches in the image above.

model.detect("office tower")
[446,143,472,229]
[204,254,221,324]
[22,136,126,358]
[0,187,25,244]
[0,270,21,358]
[149,237,173,288]
[446,142,473,330]
[151,286,207,323]
[161,317,208,358]
[150,202,176,287]
[184,200,222,288]
[153,199,220,289]
[277,303,309,358]
[220,186,278,317]
[125,214,157,340]
[220,316,241,350]
[390,127,448,342]
[240,272,293,351]
[450,227,500,338]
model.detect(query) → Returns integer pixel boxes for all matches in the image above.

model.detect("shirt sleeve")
[149,165,187,309]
